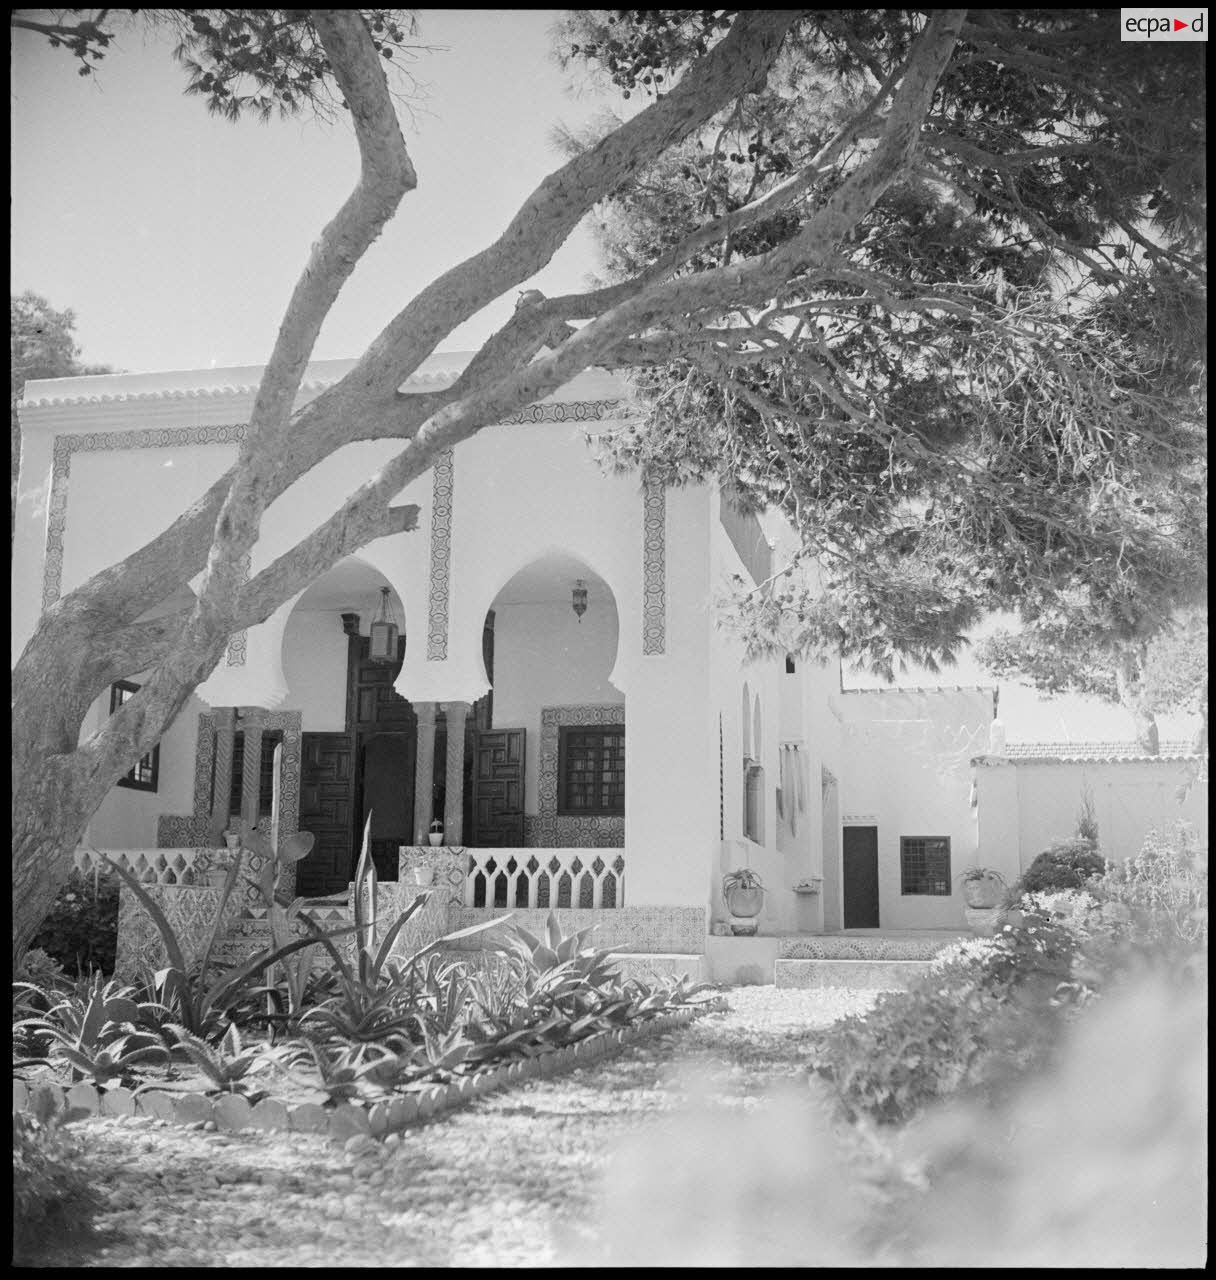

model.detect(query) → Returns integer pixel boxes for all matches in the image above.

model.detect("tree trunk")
[1131,708,1160,756]
[1115,646,1159,756]
[12,790,90,970]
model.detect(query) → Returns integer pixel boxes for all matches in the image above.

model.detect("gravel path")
[20,986,880,1269]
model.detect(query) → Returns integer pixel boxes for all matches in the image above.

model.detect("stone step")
[773,958,932,992]
[777,933,966,961]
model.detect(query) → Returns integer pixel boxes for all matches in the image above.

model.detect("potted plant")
[427,819,444,847]
[722,868,765,935]
[959,866,1006,909]
[192,849,233,888]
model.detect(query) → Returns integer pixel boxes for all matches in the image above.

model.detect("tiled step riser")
[774,959,932,991]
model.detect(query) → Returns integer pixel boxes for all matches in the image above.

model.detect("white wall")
[838,688,990,929]
[492,597,622,811]
[83,691,205,850]
[1014,760,1208,865]
[281,609,350,732]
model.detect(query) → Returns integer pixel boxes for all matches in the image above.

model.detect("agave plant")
[107,847,349,1043]
[502,912,625,1014]
[161,1021,284,1096]
[16,973,168,1085]
[297,815,507,1043]
[278,1037,413,1105]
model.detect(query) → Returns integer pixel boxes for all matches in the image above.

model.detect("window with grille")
[557,726,625,816]
[229,730,284,818]
[900,837,951,895]
[743,762,764,843]
[109,681,160,792]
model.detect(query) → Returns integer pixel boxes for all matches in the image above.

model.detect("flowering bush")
[1092,824,1207,949]
[927,937,1002,974]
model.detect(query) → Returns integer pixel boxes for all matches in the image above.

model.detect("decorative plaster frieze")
[642,476,666,655]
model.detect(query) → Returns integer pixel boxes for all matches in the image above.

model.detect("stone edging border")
[13,1000,727,1144]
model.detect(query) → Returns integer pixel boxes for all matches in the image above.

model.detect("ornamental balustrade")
[74,846,215,886]
[463,848,625,910]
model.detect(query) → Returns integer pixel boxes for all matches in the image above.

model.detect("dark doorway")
[471,728,526,846]
[842,825,880,928]
[355,732,415,881]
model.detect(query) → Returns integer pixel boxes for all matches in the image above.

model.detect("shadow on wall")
[559,973,1206,1267]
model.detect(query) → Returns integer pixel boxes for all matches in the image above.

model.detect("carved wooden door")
[348,636,414,732]
[471,729,525,846]
[296,732,356,897]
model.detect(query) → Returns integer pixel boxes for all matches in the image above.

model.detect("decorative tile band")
[426,448,454,660]
[499,399,630,424]
[642,475,666,655]
[777,935,961,961]
[224,553,252,666]
[39,401,629,613]
[42,423,248,610]
[452,904,707,953]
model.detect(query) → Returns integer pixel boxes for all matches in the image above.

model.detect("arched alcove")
[280,555,406,732]
[471,549,625,855]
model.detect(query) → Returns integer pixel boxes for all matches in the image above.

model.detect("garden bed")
[13,1002,720,1142]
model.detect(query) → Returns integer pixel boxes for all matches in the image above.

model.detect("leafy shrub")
[13,1109,102,1263]
[28,867,120,978]
[1012,838,1107,898]
[810,913,1084,1126]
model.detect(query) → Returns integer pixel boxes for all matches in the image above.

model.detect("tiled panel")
[450,905,707,954]
[532,705,626,849]
[642,476,666,654]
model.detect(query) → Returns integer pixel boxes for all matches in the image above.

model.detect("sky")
[11,9,627,370]
[10,10,1196,745]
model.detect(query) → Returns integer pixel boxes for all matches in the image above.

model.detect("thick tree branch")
[350,9,802,394]
[67,9,416,812]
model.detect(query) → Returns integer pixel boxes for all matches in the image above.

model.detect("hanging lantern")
[572,579,588,622]
[369,587,400,664]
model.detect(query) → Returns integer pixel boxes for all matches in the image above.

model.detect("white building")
[14,356,1207,981]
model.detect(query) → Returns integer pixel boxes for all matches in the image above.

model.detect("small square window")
[109,681,160,793]
[558,726,624,816]
[900,837,951,895]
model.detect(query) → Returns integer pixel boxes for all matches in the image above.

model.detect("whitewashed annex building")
[14,357,1208,982]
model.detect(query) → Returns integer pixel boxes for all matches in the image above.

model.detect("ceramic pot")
[964,906,1001,936]
[724,885,764,919]
[427,832,444,847]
